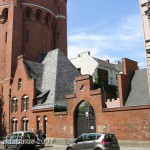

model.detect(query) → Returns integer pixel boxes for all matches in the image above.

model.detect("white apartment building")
[70,51,123,86]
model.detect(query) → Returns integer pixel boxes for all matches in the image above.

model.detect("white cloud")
[68,14,146,68]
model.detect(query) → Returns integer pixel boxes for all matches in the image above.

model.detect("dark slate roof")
[125,69,150,107]
[94,58,123,72]
[25,48,80,110]
[25,61,44,92]
[36,90,49,98]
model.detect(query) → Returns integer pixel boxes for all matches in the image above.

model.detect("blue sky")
[67,0,146,68]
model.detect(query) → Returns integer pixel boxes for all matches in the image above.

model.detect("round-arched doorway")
[74,101,96,137]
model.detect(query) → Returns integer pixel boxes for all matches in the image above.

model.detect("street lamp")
[85,112,90,133]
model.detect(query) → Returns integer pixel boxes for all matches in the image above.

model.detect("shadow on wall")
[0,96,7,139]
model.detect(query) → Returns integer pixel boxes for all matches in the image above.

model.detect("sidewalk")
[118,140,150,148]
[46,138,150,148]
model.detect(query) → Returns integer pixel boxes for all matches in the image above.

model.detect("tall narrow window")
[24,9,32,20]
[2,8,8,21]
[12,118,18,132]
[57,32,60,39]
[5,32,7,43]
[36,116,40,130]
[12,97,18,113]
[26,31,29,42]
[27,97,29,110]
[45,14,50,25]
[36,10,42,22]
[18,78,22,90]
[22,117,29,131]
[22,95,29,111]
[58,7,61,14]
[43,116,47,135]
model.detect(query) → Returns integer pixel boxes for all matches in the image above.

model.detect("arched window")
[12,118,18,132]
[18,78,22,90]
[57,6,61,14]
[36,10,42,22]
[12,97,18,113]
[24,8,32,20]
[22,95,29,111]
[2,8,8,21]
[45,14,51,25]
[36,116,40,130]
[43,116,47,135]
[22,117,29,131]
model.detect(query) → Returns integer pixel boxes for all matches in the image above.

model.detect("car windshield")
[76,134,87,142]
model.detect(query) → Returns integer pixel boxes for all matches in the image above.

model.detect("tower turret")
[0,0,67,81]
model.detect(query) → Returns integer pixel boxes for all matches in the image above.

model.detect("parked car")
[4,131,35,150]
[66,133,120,150]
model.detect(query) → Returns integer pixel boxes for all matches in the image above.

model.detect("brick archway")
[67,75,103,138]
[74,100,96,137]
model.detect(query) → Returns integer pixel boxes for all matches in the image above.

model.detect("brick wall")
[67,75,150,141]
[0,0,67,137]
[2,58,150,141]
[118,58,138,106]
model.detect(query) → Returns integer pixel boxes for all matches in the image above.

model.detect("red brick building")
[3,55,150,141]
[0,0,68,137]
[0,0,150,142]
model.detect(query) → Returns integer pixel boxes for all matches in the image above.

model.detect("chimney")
[115,61,121,64]
[105,59,109,63]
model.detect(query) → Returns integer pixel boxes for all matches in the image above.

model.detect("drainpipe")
[8,89,11,134]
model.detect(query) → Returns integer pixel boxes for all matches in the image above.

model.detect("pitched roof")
[25,61,44,92]
[93,58,123,72]
[25,48,80,110]
[125,69,150,107]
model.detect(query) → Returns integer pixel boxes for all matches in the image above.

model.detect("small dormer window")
[18,78,22,90]
[37,98,42,105]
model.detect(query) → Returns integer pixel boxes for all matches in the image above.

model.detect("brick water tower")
[0,0,67,136]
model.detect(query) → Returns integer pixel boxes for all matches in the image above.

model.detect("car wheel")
[32,145,35,150]
[95,148,102,150]
[4,144,8,149]
[41,144,45,148]
[16,144,22,150]
[67,147,73,150]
